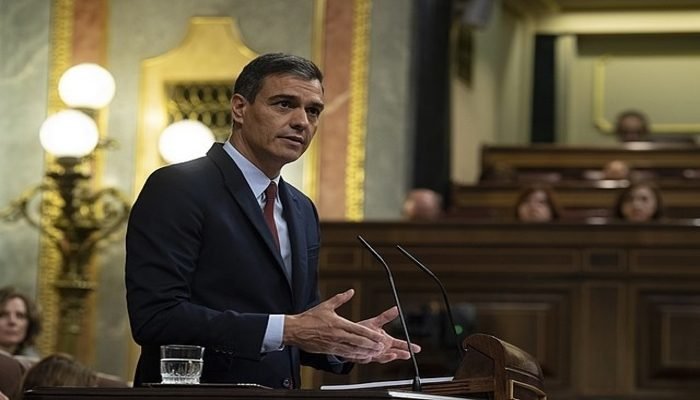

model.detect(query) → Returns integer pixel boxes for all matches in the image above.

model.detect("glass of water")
[160,344,204,384]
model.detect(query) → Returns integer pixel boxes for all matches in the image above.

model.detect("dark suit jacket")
[126,143,348,388]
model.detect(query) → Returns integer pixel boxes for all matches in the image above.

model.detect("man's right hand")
[283,289,387,360]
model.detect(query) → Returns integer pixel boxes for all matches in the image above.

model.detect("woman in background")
[613,182,664,222]
[0,287,41,358]
[514,186,561,222]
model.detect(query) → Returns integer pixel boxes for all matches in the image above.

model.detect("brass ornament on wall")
[166,82,234,142]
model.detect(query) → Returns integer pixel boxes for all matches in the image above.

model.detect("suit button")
[282,378,292,388]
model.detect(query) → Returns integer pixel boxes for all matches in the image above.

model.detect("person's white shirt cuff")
[261,314,285,353]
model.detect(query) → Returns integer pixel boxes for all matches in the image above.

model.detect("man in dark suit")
[126,53,418,387]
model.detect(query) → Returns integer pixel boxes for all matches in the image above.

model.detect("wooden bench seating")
[458,143,700,220]
[480,143,700,183]
[450,180,700,220]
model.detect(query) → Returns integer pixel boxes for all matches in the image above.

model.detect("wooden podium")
[24,334,545,400]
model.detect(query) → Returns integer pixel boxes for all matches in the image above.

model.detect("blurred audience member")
[613,182,664,222]
[0,287,41,358]
[615,110,650,142]
[602,159,631,180]
[402,189,443,221]
[20,354,97,398]
[515,186,561,222]
[480,163,516,182]
[0,350,28,400]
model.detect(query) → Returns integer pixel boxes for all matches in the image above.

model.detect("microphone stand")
[358,236,421,392]
[396,245,465,361]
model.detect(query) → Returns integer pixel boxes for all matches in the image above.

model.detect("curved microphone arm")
[396,245,465,360]
[358,236,422,392]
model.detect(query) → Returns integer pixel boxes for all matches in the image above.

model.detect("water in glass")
[160,357,203,384]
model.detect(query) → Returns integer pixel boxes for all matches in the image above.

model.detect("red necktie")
[263,182,280,249]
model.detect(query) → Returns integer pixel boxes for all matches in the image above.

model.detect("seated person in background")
[514,186,561,223]
[602,159,631,180]
[584,159,633,181]
[0,287,41,358]
[402,188,443,220]
[613,182,664,222]
[0,351,28,400]
[614,110,650,142]
[480,163,516,183]
[20,354,97,398]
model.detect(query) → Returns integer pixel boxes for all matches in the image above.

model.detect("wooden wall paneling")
[337,276,574,392]
[317,221,700,399]
[635,283,700,394]
[631,249,700,275]
[583,248,626,273]
[319,245,364,271]
[580,282,627,395]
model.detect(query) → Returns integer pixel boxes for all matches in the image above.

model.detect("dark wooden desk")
[24,335,545,400]
[24,387,469,400]
[313,221,700,400]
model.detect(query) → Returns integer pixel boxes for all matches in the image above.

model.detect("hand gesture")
[344,306,421,364]
[283,289,387,360]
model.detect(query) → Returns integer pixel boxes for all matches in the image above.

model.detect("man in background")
[614,110,650,142]
[402,189,443,221]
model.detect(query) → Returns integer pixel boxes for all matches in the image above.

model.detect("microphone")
[357,236,421,392]
[396,245,466,362]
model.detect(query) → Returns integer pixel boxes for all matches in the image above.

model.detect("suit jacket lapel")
[279,179,308,310]
[207,144,288,281]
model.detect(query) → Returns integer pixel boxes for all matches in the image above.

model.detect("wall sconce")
[158,119,215,164]
[1,63,129,358]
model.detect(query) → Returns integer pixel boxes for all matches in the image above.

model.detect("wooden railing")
[450,180,700,220]
[480,143,700,183]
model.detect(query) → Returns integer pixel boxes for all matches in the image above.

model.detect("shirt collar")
[223,140,280,200]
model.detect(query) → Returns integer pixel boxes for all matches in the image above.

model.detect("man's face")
[230,74,324,178]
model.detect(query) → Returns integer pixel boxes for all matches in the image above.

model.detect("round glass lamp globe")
[39,110,100,158]
[159,120,215,164]
[58,63,116,109]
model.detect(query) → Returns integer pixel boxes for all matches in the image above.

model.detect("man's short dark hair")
[234,53,323,102]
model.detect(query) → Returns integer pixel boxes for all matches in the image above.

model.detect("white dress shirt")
[223,140,290,353]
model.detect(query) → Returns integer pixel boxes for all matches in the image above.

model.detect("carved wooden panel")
[583,248,626,272]
[317,275,573,391]
[580,283,628,395]
[632,249,700,275]
[637,287,700,390]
